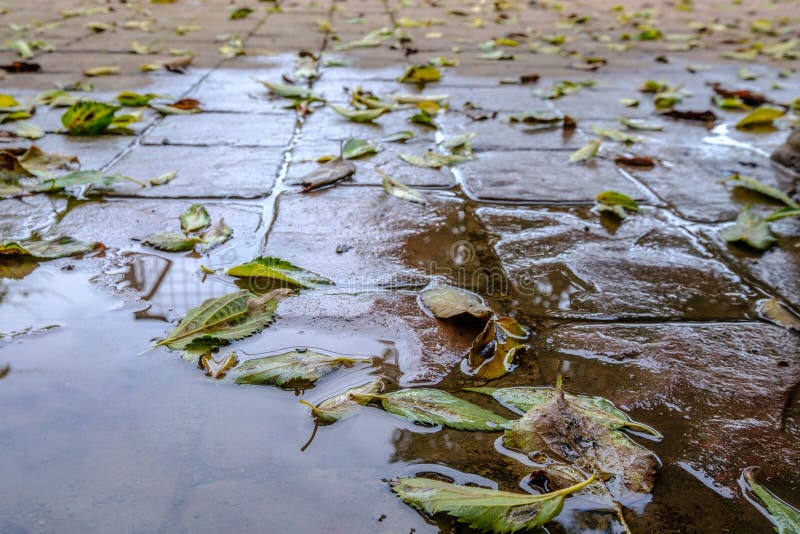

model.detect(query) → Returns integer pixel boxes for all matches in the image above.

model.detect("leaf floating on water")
[569,139,601,162]
[379,169,426,205]
[419,284,492,319]
[342,138,379,159]
[196,219,232,252]
[301,376,385,424]
[736,105,785,128]
[143,232,203,252]
[725,174,799,209]
[391,474,596,533]
[354,388,510,431]
[331,105,387,123]
[233,348,372,388]
[300,156,356,192]
[61,101,119,135]
[226,256,333,288]
[201,351,238,379]
[179,204,211,232]
[0,236,103,260]
[399,151,470,168]
[741,467,800,534]
[154,288,290,352]
[503,378,659,496]
[721,208,776,251]
[467,386,662,438]
[465,316,529,380]
[397,65,441,84]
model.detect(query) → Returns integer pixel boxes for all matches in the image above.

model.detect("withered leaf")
[300,156,356,192]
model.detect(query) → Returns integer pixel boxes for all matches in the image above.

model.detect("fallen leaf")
[379,169,426,204]
[201,351,237,378]
[18,146,79,177]
[720,208,775,250]
[440,133,476,155]
[0,236,103,259]
[382,131,414,143]
[614,156,656,168]
[569,139,601,162]
[179,204,211,232]
[419,284,492,318]
[759,298,800,333]
[708,83,769,106]
[397,65,441,84]
[38,170,137,196]
[619,97,639,107]
[143,233,203,252]
[399,151,470,168]
[0,62,41,73]
[352,388,510,431]
[593,126,640,144]
[300,377,384,424]
[61,101,119,135]
[725,174,799,209]
[736,105,786,128]
[331,105,387,123]
[226,256,333,288]
[619,117,664,131]
[256,80,315,100]
[660,109,717,123]
[83,65,120,77]
[116,91,160,106]
[149,171,177,186]
[300,156,356,192]
[597,191,639,211]
[233,348,371,388]
[153,289,290,354]
[229,6,253,19]
[390,474,596,533]
[150,98,202,115]
[196,219,232,252]
[465,316,530,380]
[14,122,44,140]
[741,467,800,534]
[342,138,379,159]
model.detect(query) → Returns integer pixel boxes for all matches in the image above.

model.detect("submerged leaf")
[154,289,290,352]
[179,204,211,232]
[741,467,800,534]
[0,236,103,260]
[391,474,596,533]
[301,377,384,424]
[226,257,332,288]
[736,105,786,128]
[355,388,509,431]
[379,169,426,204]
[465,316,529,380]
[233,348,372,388]
[300,157,356,192]
[419,285,492,318]
[721,208,776,250]
[61,101,119,135]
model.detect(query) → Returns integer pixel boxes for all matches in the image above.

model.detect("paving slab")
[477,205,760,320]
[142,111,296,147]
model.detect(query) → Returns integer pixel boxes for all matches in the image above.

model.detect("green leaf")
[379,169,426,204]
[84,65,120,77]
[143,233,202,252]
[399,151,470,168]
[736,105,786,128]
[229,6,253,19]
[61,101,119,135]
[0,236,103,260]
[620,97,639,107]
[355,388,510,431]
[721,208,776,251]
[196,219,232,252]
[569,139,601,162]
[390,474,596,533]
[256,80,316,100]
[653,91,684,109]
[226,256,332,288]
[419,284,492,318]
[154,289,289,351]
[505,110,563,126]
[766,207,800,222]
[725,174,799,209]
[593,126,640,144]
[503,379,659,495]
[397,65,441,84]
[331,105,387,123]
[596,191,639,211]
[179,204,211,232]
[37,171,135,195]
[300,377,384,424]
[465,316,529,380]
[342,138,379,159]
[467,386,662,437]
[116,91,160,106]
[619,117,664,131]
[440,133,476,155]
[533,80,595,99]
[382,131,414,143]
[150,171,177,186]
[742,467,800,534]
[232,348,372,388]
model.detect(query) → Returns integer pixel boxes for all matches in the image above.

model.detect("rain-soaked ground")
[1,0,799,532]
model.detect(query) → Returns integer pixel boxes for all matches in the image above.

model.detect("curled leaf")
[379,169,426,204]
[301,377,384,424]
[736,105,786,128]
[179,204,211,232]
[342,138,379,159]
[300,156,356,192]
[569,139,601,162]
[465,316,530,380]
[419,285,492,318]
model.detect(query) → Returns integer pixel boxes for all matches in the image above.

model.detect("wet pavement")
[1,0,799,532]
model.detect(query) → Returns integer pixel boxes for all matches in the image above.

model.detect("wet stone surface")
[1,0,799,532]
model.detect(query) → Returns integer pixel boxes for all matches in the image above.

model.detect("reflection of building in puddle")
[121,253,234,321]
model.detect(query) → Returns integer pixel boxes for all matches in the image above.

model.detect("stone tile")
[477,205,760,320]
[622,144,797,223]
[55,198,263,254]
[441,112,587,151]
[540,322,800,492]
[298,105,440,145]
[458,150,647,202]
[31,134,134,170]
[107,144,282,198]
[142,111,296,147]
[0,196,64,240]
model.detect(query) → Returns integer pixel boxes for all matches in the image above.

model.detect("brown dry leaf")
[614,156,656,168]
[201,351,238,378]
[465,316,530,379]
[300,156,356,192]
[759,298,800,333]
